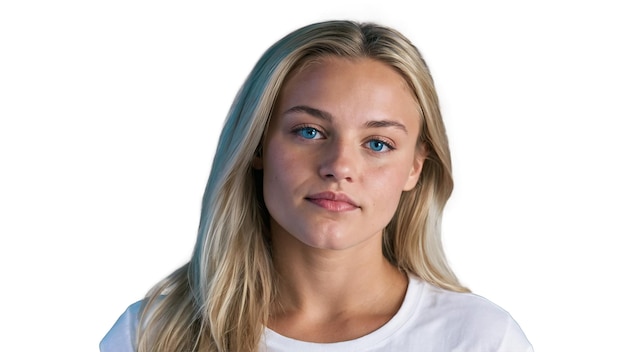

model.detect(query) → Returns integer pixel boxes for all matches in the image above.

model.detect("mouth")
[305,191,359,212]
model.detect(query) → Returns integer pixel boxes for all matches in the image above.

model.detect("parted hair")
[136,20,468,352]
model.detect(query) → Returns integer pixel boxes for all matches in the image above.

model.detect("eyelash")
[366,138,395,152]
[292,125,324,140]
[290,125,396,153]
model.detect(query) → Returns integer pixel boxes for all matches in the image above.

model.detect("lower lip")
[306,198,358,212]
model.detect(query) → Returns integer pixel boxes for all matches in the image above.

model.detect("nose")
[318,140,357,182]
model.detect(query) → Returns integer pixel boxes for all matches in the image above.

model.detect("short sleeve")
[100,301,142,352]
[496,314,534,352]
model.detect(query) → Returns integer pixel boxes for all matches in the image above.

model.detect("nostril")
[318,145,355,181]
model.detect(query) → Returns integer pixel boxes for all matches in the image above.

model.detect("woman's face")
[260,57,425,251]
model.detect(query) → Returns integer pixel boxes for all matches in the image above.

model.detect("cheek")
[264,143,300,187]
[262,142,306,209]
[366,163,412,211]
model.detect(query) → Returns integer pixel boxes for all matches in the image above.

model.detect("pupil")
[300,128,316,138]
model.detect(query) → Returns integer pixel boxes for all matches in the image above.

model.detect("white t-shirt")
[101,275,533,352]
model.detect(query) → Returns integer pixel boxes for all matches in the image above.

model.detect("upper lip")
[305,191,358,207]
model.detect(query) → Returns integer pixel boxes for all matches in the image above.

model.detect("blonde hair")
[137,20,467,352]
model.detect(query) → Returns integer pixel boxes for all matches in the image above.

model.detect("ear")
[403,143,427,191]
[252,148,263,170]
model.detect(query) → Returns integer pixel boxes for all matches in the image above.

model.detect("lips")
[305,191,359,212]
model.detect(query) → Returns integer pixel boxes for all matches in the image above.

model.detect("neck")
[268,227,408,341]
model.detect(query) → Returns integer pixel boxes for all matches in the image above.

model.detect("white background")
[1,1,624,351]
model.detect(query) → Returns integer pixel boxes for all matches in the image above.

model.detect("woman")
[101,20,533,351]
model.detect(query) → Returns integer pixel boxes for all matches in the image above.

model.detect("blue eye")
[367,139,390,152]
[297,127,320,139]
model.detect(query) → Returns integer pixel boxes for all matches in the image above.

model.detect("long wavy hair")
[136,20,467,352]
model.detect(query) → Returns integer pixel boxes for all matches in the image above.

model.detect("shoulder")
[404,276,533,351]
[417,278,512,324]
[100,300,143,352]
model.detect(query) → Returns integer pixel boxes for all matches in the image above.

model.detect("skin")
[257,56,426,343]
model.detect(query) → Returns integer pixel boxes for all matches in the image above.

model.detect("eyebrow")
[284,105,332,121]
[364,120,408,134]
[283,105,408,134]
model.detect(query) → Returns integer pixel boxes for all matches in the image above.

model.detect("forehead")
[275,56,420,120]
[283,56,414,98]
